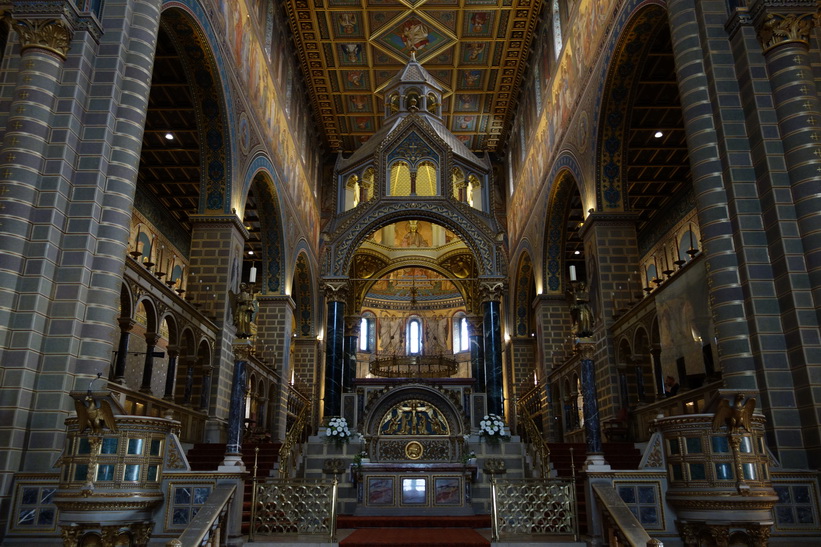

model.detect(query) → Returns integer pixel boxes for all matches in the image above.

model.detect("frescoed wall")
[208,0,321,247]
[507,0,620,243]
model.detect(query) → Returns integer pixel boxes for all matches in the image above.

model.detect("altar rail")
[249,478,337,542]
[490,477,577,541]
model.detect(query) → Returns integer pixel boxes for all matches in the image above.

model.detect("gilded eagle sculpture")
[75,393,118,434]
[712,393,756,434]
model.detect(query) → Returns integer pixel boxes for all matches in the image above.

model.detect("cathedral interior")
[0,0,820,545]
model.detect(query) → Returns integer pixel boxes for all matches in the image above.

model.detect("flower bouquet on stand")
[478,413,510,445]
[324,416,352,447]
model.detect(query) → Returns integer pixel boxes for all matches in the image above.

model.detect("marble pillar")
[481,283,504,415]
[140,333,159,394]
[113,318,135,383]
[343,315,361,393]
[222,342,250,471]
[578,342,608,470]
[323,282,348,417]
[163,348,179,401]
[467,315,485,392]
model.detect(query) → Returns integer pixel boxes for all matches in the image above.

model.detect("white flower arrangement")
[325,417,351,445]
[479,414,510,444]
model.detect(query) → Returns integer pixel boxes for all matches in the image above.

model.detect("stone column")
[467,315,485,391]
[140,333,159,395]
[651,346,664,398]
[163,347,179,401]
[113,318,135,383]
[221,342,250,471]
[182,357,196,406]
[480,281,505,416]
[199,365,213,413]
[322,281,348,417]
[578,342,609,470]
[343,315,361,393]
[754,5,821,313]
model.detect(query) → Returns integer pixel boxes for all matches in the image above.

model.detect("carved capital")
[233,340,253,361]
[60,524,82,547]
[479,280,505,302]
[131,521,153,545]
[757,11,814,53]
[746,523,771,547]
[117,317,136,332]
[466,314,484,333]
[344,315,361,336]
[13,17,73,59]
[323,280,349,303]
[576,341,595,361]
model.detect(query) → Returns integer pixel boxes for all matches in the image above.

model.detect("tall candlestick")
[653,255,659,278]
[569,265,577,282]
[689,223,694,249]
[135,224,141,248]
[158,246,164,271]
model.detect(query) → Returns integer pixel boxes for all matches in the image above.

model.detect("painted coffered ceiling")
[284,0,546,154]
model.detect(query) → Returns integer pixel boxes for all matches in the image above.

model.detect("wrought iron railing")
[248,478,338,542]
[277,392,311,478]
[515,384,551,478]
[369,354,459,378]
[592,483,664,546]
[489,477,578,541]
[167,483,236,547]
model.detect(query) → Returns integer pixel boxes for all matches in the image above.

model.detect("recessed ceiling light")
[574,250,581,255]
[654,131,663,138]
[165,132,174,140]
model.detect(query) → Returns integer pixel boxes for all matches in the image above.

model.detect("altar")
[355,461,477,515]
[349,383,479,515]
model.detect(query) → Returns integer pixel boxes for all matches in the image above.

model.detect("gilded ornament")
[13,18,73,59]
[405,440,424,460]
[712,393,756,434]
[758,12,813,53]
[74,394,117,435]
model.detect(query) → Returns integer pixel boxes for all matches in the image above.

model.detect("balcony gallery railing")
[369,353,459,378]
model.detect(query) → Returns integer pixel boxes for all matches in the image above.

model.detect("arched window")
[416,161,437,196]
[452,167,465,200]
[390,162,411,196]
[407,316,423,355]
[344,174,359,211]
[359,312,376,352]
[452,312,469,354]
[467,174,482,210]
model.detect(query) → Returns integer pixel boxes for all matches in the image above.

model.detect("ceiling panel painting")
[285,0,546,153]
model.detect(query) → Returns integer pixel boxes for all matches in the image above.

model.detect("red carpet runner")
[340,527,489,546]
[338,516,491,546]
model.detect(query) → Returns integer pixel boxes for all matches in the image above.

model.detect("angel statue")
[75,393,117,434]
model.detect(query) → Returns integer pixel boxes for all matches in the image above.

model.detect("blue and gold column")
[323,281,348,417]
[481,282,505,416]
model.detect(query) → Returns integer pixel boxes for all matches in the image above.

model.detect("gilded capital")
[757,11,813,53]
[233,341,253,361]
[576,341,595,361]
[13,18,73,59]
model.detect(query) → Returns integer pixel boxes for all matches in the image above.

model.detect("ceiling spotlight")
[248,250,254,255]
[165,132,174,140]
[574,250,581,255]
[654,131,663,138]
